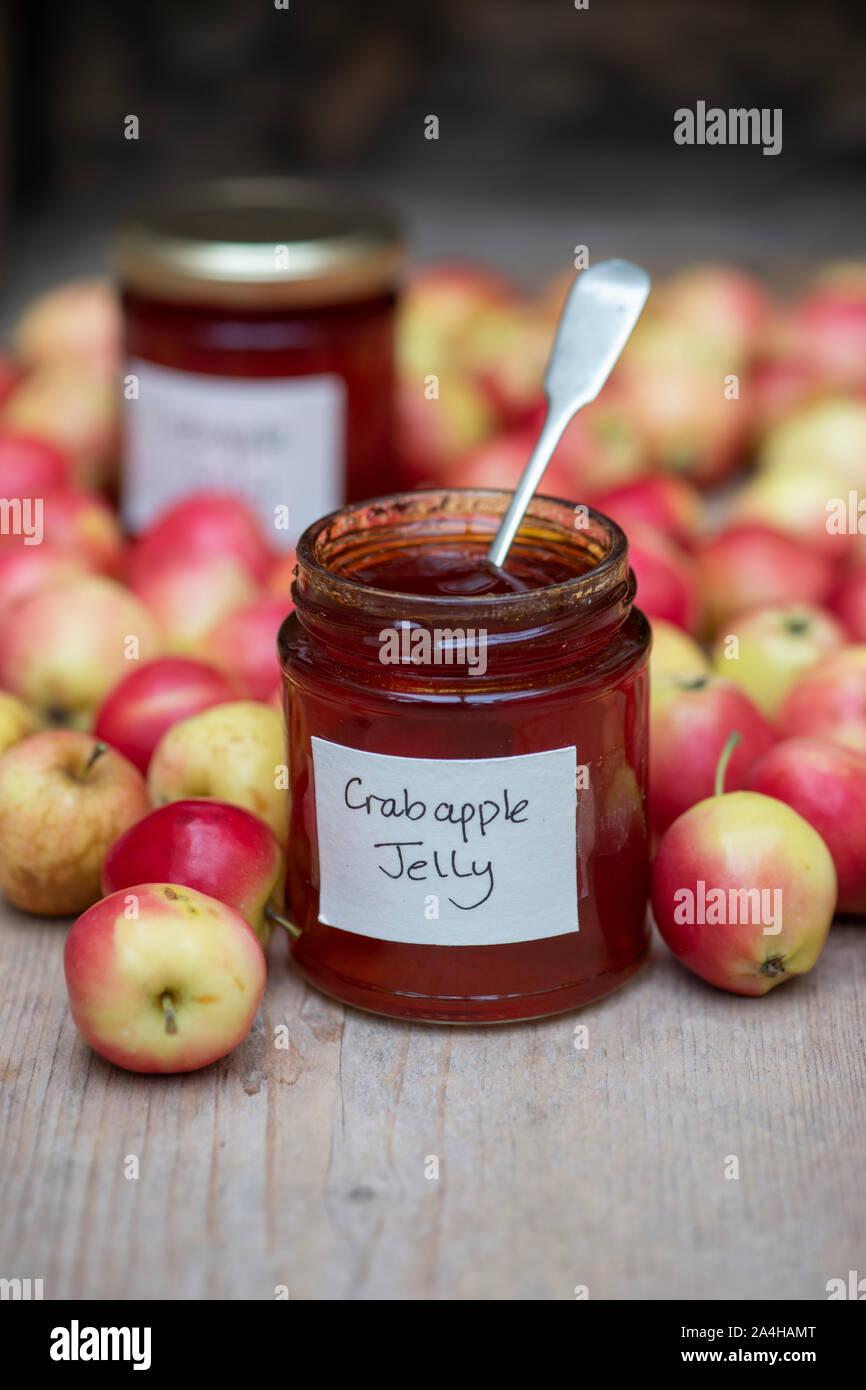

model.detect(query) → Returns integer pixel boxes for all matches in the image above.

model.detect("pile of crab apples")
[0,264,865,1074]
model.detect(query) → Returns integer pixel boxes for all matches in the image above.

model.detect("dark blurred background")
[2,0,865,314]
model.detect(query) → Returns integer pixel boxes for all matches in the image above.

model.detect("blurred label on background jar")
[124,360,344,544]
[312,737,578,946]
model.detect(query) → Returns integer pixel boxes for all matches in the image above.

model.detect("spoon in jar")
[486,258,651,571]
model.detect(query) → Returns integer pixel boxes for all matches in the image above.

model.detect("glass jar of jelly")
[278,489,651,1023]
[112,178,404,547]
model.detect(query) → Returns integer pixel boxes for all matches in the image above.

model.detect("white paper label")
[312,738,578,946]
[123,359,345,546]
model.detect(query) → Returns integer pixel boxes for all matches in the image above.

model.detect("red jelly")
[278,489,651,1023]
[113,178,404,544]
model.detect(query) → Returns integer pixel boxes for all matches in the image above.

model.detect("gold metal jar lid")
[112,177,405,309]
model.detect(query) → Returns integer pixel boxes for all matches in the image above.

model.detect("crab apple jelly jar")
[113,178,404,546]
[278,489,651,1023]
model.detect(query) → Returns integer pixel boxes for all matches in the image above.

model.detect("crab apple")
[14,278,121,375]
[0,547,89,616]
[126,491,274,587]
[130,551,259,652]
[778,645,866,753]
[265,548,297,598]
[628,522,702,635]
[758,398,866,491]
[2,362,118,489]
[650,618,710,681]
[650,673,776,837]
[398,261,520,376]
[694,526,835,633]
[94,657,238,773]
[63,883,266,1074]
[198,595,290,702]
[828,563,866,642]
[784,287,866,392]
[748,737,866,914]
[0,732,150,915]
[0,355,21,408]
[651,737,836,995]
[0,575,163,727]
[458,303,549,425]
[0,690,40,757]
[732,461,855,563]
[396,373,496,485]
[591,472,703,547]
[0,487,125,576]
[749,359,824,439]
[711,603,846,719]
[454,428,577,502]
[102,799,284,944]
[0,432,70,495]
[148,700,288,841]
[661,264,771,361]
[617,317,750,486]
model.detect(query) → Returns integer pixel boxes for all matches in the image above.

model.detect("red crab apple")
[749,359,823,439]
[130,551,259,651]
[694,526,835,633]
[0,732,150,915]
[198,595,290,701]
[127,491,274,588]
[778,645,866,753]
[102,799,285,944]
[454,427,577,502]
[0,575,163,727]
[0,487,126,575]
[64,883,266,1074]
[784,287,866,392]
[0,546,89,616]
[828,563,866,642]
[711,603,845,719]
[628,522,702,635]
[617,316,750,486]
[1,362,118,489]
[0,432,70,495]
[660,265,771,362]
[458,303,549,425]
[591,472,703,547]
[748,737,866,914]
[14,278,121,375]
[650,673,776,837]
[651,734,836,995]
[265,549,297,598]
[94,657,239,773]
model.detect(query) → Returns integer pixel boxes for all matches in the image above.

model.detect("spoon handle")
[486,258,650,570]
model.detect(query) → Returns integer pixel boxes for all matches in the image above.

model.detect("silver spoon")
[486,258,651,570]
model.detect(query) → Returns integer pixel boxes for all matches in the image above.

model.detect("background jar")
[278,488,651,1023]
[113,177,404,548]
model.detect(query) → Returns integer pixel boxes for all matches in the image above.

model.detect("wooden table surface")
[1,900,863,1302]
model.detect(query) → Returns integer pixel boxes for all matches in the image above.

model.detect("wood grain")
[1,901,863,1300]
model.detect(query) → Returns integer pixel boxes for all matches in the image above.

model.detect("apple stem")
[161,991,178,1035]
[264,904,302,940]
[714,731,742,797]
[82,741,109,776]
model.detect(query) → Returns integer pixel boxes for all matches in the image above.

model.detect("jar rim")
[293,488,630,623]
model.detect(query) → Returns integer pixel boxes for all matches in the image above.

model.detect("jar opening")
[293,488,630,624]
